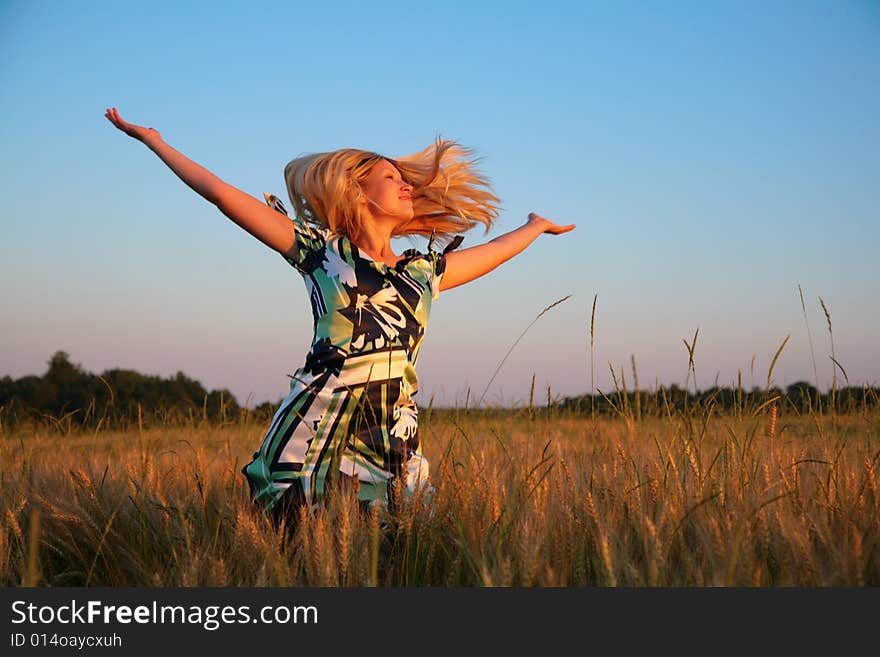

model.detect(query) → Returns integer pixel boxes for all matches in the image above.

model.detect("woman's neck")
[353,223,397,263]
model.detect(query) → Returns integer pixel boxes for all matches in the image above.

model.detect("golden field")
[1,401,877,587]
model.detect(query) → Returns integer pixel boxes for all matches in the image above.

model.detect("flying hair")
[283,138,500,248]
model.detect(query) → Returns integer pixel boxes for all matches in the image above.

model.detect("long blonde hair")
[283,139,500,247]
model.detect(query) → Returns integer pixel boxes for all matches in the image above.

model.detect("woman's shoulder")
[427,231,464,256]
[264,192,333,239]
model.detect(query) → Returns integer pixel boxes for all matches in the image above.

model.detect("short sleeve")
[428,234,463,301]
[263,193,329,274]
[429,250,446,301]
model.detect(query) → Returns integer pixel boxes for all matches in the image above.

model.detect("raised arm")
[104,107,298,260]
[439,213,575,291]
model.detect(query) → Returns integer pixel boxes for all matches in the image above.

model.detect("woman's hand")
[440,212,576,291]
[527,212,576,235]
[104,107,162,147]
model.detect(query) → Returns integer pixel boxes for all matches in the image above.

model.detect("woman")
[104,107,575,521]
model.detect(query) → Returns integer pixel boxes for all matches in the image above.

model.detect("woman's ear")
[353,181,367,206]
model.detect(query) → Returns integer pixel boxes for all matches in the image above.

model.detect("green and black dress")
[242,194,461,515]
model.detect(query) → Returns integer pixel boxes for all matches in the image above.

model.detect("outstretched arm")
[104,107,298,260]
[439,213,575,291]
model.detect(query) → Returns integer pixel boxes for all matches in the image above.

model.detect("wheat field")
[1,400,877,587]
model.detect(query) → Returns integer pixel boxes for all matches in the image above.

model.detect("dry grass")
[1,404,878,586]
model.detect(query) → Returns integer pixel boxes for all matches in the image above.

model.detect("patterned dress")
[242,194,462,515]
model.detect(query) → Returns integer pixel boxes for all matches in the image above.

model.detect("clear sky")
[2,1,878,409]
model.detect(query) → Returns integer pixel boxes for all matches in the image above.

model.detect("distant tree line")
[423,381,878,423]
[0,351,282,432]
[557,382,879,418]
[2,351,877,434]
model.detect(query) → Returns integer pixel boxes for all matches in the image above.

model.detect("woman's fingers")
[105,107,125,127]
[528,212,576,234]
[105,107,122,127]
[104,107,139,138]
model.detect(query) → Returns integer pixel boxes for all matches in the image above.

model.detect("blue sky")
[2,0,878,408]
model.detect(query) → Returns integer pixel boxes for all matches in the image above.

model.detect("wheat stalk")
[478,295,571,407]
[590,293,598,421]
[767,404,778,440]
[683,328,699,396]
[766,334,790,392]
[631,354,641,422]
[798,285,820,400]
[819,296,837,400]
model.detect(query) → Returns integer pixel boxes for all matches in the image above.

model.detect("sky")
[1,0,878,409]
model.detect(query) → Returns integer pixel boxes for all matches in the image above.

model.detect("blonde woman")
[104,107,575,522]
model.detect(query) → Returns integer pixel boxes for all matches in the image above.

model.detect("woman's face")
[359,159,414,223]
